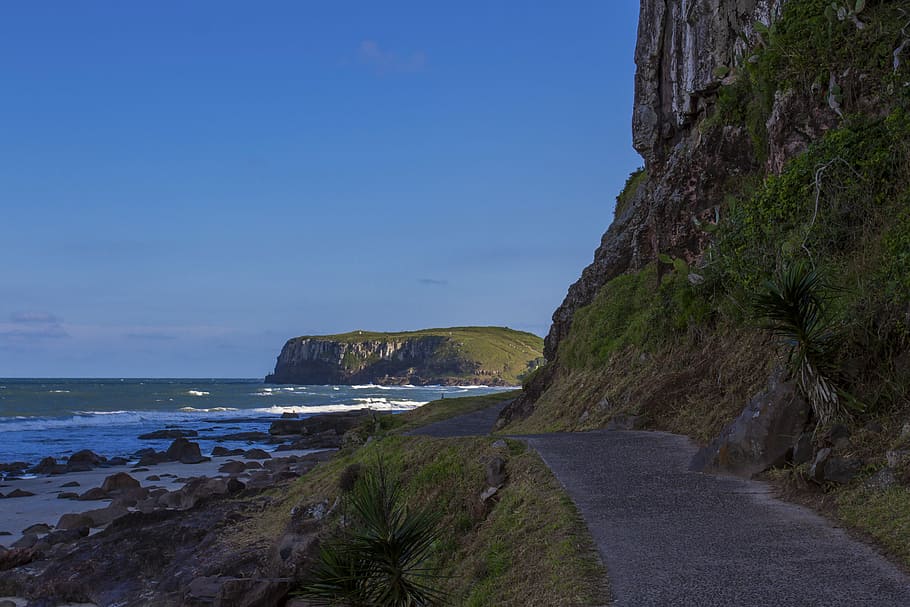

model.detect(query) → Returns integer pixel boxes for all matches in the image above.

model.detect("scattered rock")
[78,487,110,501]
[244,448,271,460]
[4,489,35,498]
[12,533,37,549]
[61,480,80,488]
[480,486,499,502]
[138,451,169,466]
[823,457,863,484]
[84,503,130,527]
[131,467,150,473]
[105,456,130,467]
[212,446,244,457]
[101,472,141,494]
[218,461,247,475]
[0,546,34,571]
[491,439,508,450]
[42,526,89,547]
[485,457,507,487]
[57,513,94,531]
[691,372,809,477]
[824,425,852,451]
[22,523,51,535]
[30,456,59,475]
[146,475,161,481]
[67,449,107,472]
[165,438,210,464]
[138,429,199,440]
[281,412,300,419]
[809,448,833,483]
[57,492,79,499]
[792,433,813,466]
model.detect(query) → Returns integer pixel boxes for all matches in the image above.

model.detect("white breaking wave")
[186,390,210,396]
[178,406,238,413]
[49,390,71,393]
[252,400,426,415]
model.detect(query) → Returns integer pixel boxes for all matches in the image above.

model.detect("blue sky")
[0,1,642,377]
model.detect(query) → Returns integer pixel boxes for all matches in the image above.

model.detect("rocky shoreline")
[0,410,378,606]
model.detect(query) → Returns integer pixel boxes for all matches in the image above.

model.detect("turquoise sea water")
[0,379,506,466]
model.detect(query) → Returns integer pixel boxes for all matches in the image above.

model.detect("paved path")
[404,401,510,438]
[412,406,910,607]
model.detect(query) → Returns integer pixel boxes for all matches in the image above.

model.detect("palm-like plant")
[298,462,447,606]
[753,262,846,425]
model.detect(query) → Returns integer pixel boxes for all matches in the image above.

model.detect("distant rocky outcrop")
[266,326,543,386]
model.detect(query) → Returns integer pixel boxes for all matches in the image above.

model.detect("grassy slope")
[506,0,910,568]
[229,392,607,605]
[289,326,544,384]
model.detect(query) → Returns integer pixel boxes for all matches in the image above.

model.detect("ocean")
[0,379,507,466]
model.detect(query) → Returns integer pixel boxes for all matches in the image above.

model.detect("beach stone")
[22,523,51,535]
[78,487,109,501]
[67,449,107,471]
[0,531,10,536]
[212,446,245,457]
[5,489,35,498]
[42,526,89,547]
[58,513,94,530]
[101,472,140,494]
[84,503,129,527]
[61,480,80,488]
[57,492,79,499]
[12,533,38,549]
[0,462,29,474]
[165,438,209,464]
[138,451,168,466]
[227,477,245,493]
[31,456,58,475]
[131,467,150,473]
[244,448,271,460]
[112,486,150,508]
[218,461,247,475]
[281,412,300,418]
[105,456,130,467]
[146,475,161,481]
[138,429,198,440]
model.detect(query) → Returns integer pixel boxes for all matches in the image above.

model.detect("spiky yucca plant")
[298,462,446,606]
[753,262,846,425]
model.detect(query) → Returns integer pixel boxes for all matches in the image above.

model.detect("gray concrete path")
[404,401,510,438]
[412,407,910,606]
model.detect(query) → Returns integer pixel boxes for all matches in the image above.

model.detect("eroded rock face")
[542,0,786,361]
[690,372,809,477]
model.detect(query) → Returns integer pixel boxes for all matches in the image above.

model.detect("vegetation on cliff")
[268,326,544,386]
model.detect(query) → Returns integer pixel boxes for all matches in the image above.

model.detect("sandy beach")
[0,448,322,549]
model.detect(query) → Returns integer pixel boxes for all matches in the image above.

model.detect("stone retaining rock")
[691,372,809,477]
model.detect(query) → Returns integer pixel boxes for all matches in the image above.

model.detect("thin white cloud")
[359,40,427,75]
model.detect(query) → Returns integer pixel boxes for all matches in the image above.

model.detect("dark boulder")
[243,448,271,460]
[165,438,210,464]
[42,526,89,547]
[30,456,59,475]
[57,492,79,500]
[792,433,813,466]
[138,429,199,440]
[101,472,140,494]
[218,461,247,475]
[61,480,80,488]
[67,450,107,472]
[57,513,94,530]
[138,451,169,466]
[4,489,35,498]
[691,372,809,477]
[77,487,109,501]
[212,446,244,457]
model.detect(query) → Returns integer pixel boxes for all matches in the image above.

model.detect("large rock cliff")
[545,0,786,360]
[266,327,544,386]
